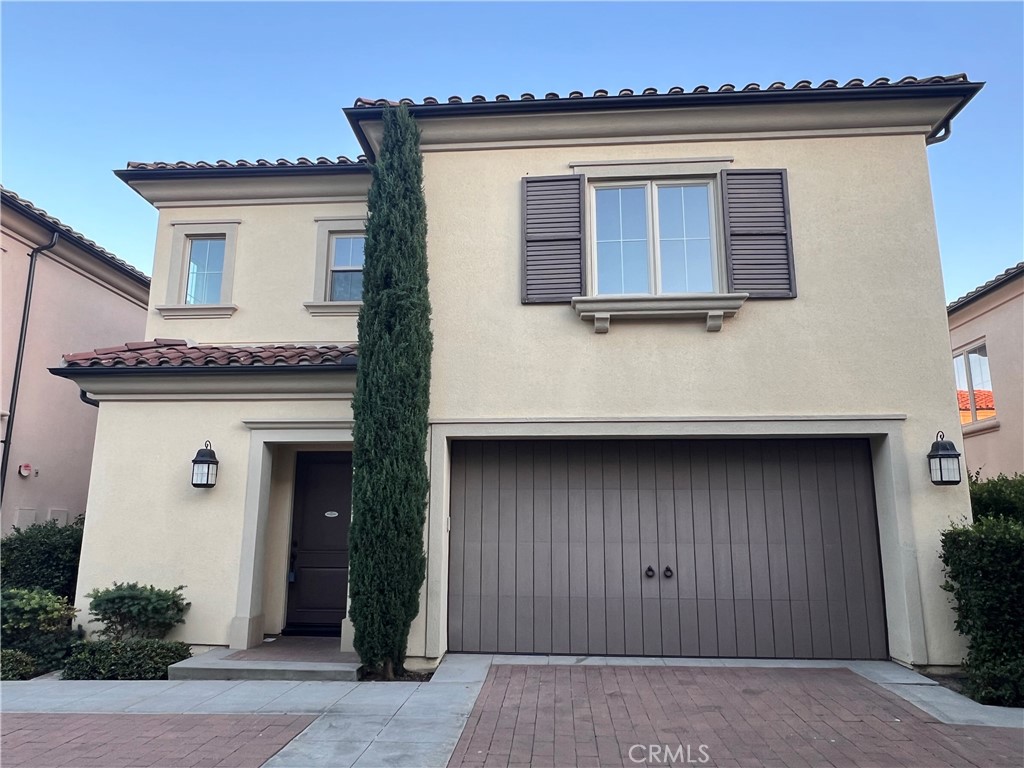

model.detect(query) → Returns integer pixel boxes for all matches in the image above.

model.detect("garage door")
[448,439,887,659]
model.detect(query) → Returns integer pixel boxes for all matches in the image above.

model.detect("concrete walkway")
[2,655,1020,767]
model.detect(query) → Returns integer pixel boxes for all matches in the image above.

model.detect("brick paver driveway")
[1,713,314,768]
[448,665,1023,768]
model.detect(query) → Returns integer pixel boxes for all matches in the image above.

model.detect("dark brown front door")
[286,452,352,633]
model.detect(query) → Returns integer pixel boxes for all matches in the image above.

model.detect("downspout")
[79,390,99,408]
[926,120,952,146]
[0,231,60,504]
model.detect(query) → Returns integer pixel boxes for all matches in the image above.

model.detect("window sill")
[303,301,362,317]
[155,304,238,319]
[962,418,1000,437]
[571,293,749,333]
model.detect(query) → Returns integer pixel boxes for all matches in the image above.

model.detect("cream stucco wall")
[948,275,1024,479]
[75,398,352,645]
[77,115,974,666]
[145,200,366,344]
[418,132,972,665]
[1,223,147,532]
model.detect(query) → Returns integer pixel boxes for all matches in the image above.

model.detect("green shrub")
[61,640,191,680]
[940,516,1024,706]
[85,582,190,640]
[0,517,85,600]
[969,471,1024,523]
[0,649,38,681]
[0,587,78,671]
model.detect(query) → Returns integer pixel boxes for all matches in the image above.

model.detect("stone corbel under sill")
[571,293,749,333]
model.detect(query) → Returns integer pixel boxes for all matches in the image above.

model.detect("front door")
[285,451,352,634]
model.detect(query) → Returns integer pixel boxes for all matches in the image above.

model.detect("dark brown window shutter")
[722,169,797,298]
[521,175,585,303]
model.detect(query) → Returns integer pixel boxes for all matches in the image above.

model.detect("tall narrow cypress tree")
[348,105,432,679]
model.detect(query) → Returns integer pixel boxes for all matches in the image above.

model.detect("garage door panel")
[449,438,887,660]
[735,599,757,657]
[680,599,700,656]
[716,600,738,656]
[770,601,794,657]
[809,600,832,658]
[752,599,778,656]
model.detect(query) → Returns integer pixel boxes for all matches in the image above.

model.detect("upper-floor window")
[305,218,365,316]
[954,343,997,423]
[593,181,717,295]
[329,235,365,302]
[185,237,226,305]
[157,221,239,319]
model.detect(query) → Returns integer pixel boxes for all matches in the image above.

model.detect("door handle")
[645,566,655,578]
[663,566,674,579]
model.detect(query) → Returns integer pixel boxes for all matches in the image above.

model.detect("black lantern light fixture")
[927,431,962,486]
[191,440,219,488]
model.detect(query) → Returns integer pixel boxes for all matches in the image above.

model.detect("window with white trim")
[185,237,226,305]
[328,235,365,302]
[592,180,719,296]
[954,343,997,424]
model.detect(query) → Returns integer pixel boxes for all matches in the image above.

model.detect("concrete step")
[169,648,359,682]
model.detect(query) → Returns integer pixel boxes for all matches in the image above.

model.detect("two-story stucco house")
[947,262,1024,479]
[2,188,149,531]
[51,74,982,669]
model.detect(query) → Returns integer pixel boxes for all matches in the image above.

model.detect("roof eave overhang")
[947,265,1024,314]
[1,195,151,291]
[49,362,358,398]
[115,165,373,207]
[344,82,984,161]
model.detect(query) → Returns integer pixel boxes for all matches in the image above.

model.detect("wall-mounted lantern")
[927,431,962,486]
[191,441,219,488]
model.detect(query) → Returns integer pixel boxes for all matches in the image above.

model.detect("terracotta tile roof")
[352,74,974,108]
[948,262,1024,313]
[0,186,150,286]
[61,340,357,369]
[124,156,368,171]
[958,389,995,412]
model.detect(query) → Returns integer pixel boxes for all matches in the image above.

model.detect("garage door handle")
[645,566,655,578]
[664,566,674,579]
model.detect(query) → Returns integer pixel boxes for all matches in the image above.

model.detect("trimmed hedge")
[940,515,1024,706]
[0,587,79,672]
[969,471,1024,523]
[0,649,38,681]
[0,517,84,600]
[86,582,190,640]
[61,640,192,680]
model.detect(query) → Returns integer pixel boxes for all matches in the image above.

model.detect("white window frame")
[588,178,723,297]
[305,218,365,316]
[953,341,998,429]
[157,221,239,319]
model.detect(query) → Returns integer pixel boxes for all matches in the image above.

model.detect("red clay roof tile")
[61,340,357,369]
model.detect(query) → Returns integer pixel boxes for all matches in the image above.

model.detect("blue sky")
[2,2,1021,302]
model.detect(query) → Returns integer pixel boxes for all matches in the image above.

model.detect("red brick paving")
[0,713,314,768]
[447,665,1024,768]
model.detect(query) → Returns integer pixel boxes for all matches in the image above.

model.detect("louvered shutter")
[521,175,585,303]
[722,169,797,298]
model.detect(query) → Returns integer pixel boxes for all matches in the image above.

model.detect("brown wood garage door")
[448,439,887,659]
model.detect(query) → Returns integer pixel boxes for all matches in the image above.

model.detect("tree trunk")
[383,658,395,681]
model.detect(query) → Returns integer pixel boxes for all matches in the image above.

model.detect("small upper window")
[329,235,365,302]
[185,237,226,305]
[593,181,717,296]
[954,344,997,424]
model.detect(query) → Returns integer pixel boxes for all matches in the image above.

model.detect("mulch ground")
[0,713,314,768]
[448,664,1024,768]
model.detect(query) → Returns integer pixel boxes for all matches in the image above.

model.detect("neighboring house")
[52,74,982,669]
[947,262,1024,479]
[1,188,149,531]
